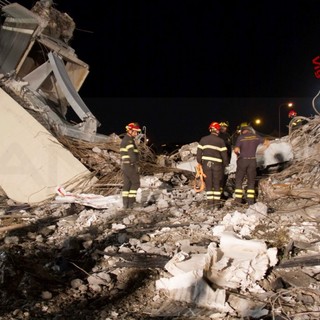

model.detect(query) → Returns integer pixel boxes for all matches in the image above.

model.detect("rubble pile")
[1,1,320,318]
[0,118,319,319]
[259,115,320,206]
[31,0,76,43]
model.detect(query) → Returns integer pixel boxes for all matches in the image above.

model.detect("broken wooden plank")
[275,254,320,268]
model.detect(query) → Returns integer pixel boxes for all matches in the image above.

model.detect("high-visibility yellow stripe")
[198,145,227,152]
[202,156,222,162]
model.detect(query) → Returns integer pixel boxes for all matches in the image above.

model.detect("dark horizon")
[79,97,316,144]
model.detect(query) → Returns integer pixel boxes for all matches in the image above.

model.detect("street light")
[278,102,293,138]
[251,118,261,132]
[254,118,261,126]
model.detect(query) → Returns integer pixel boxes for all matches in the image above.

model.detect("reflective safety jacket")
[235,132,264,159]
[120,134,139,165]
[197,133,229,166]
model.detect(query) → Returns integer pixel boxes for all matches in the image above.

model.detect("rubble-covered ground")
[0,116,320,320]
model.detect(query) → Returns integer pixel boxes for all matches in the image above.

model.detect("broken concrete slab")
[155,269,234,313]
[274,268,320,289]
[0,88,95,204]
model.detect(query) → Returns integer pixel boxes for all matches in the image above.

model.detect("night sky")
[15,1,320,143]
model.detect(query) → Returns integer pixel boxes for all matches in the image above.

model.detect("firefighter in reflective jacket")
[288,109,304,130]
[120,122,141,209]
[197,121,229,209]
[233,124,269,205]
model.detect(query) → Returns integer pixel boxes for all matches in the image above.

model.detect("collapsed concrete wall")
[0,88,95,204]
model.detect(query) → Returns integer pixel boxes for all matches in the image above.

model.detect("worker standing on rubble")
[218,121,232,158]
[120,122,141,209]
[233,123,270,205]
[197,121,229,209]
[288,109,304,130]
[288,109,298,119]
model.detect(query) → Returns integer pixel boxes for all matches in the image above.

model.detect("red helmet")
[208,121,221,132]
[126,122,141,132]
[288,110,297,118]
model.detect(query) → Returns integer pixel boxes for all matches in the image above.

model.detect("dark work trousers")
[220,170,228,198]
[202,161,223,205]
[235,158,257,203]
[122,164,140,208]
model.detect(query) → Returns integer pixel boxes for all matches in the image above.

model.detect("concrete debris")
[259,115,320,203]
[0,88,96,204]
[1,1,320,319]
[206,232,277,292]
[0,116,319,318]
[156,230,276,312]
[55,186,122,209]
[2,101,320,318]
[156,270,234,314]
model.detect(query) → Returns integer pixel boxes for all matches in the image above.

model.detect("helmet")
[126,122,141,132]
[240,121,250,129]
[288,110,297,118]
[219,121,229,127]
[208,121,221,132]
[239,121,252,133]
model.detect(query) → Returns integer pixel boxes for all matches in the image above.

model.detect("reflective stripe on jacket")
[196,133,229,166]
[235,132,264,158]
[120,134,139,164]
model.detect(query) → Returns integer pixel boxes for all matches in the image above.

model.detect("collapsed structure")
[0,0,112,203]
[1,2,320,319]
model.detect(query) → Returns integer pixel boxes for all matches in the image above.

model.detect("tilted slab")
[0,88,95,204]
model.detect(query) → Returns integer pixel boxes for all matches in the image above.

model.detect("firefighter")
[218,121,232,158]
[233,123,269,205]
[288,110,297,119]
[120,122,141,209]
[197,121,229,209]
[288,109,304,130]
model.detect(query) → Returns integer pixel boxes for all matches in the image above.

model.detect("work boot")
[122,197,129,209]
[213,201,223,210]
[220,191,229,200]
[231,198,243,207]
[246,199,255,205]
[205,200,214,210]
[128,197,135,209]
